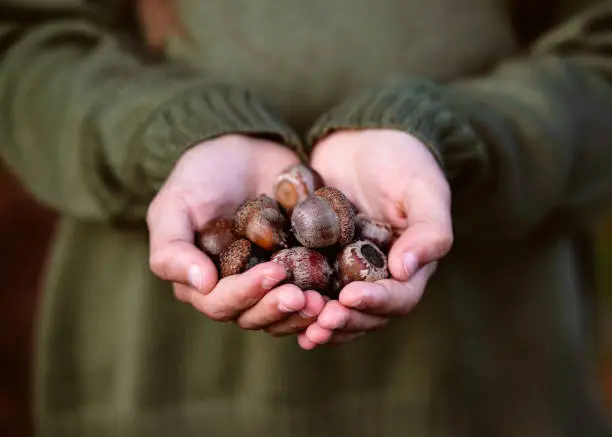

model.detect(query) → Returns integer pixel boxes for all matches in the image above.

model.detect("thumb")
[387,183,453,281]
[147,193,218,294]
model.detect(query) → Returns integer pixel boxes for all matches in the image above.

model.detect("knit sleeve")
[0,3,303,222]
[308,2,612,245]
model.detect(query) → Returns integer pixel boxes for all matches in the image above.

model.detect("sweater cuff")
[128,84,304,198]
[307,77,488,188]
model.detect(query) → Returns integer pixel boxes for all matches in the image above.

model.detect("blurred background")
[0,164,56,437]
[0,163,611,436]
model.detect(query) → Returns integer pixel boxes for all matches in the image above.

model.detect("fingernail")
[261,268,286,290]
[188,265,202,290]
[342,292,365,309]
[403,252,419,278]
[299,310,314,319]
[262,276,280,290]
[351,299,365,309]
[278,302,294,313]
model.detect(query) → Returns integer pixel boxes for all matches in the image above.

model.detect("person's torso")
[150,0,517,132]
[35,2,607,436]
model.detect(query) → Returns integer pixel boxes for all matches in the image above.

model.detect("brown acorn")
[335,240,389,288]
[219,239,269,278]
[290,187,355,248]
[354,213,394,252]
[197,217,238,258]
[234,195,289,251]
[271,247,332,291]
[274,163,324,212]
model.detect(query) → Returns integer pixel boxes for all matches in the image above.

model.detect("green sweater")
[2,0,612,436]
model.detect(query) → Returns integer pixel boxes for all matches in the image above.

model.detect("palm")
[311,130,444,232]
[163,135,299,230]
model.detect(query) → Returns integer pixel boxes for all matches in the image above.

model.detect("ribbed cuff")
[307,76,486,183]
[129,85,304,198]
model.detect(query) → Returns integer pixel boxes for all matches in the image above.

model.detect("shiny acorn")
[274,163,324,212]
[290,187,355,248]
[335,240,389,288]
[234,195,289,251]
[219,239,269,278]
[271,247,333,291]
[354,213,394,252]
[197,217,238,258]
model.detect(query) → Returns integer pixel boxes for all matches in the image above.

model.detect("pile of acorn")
[197,164,394,298]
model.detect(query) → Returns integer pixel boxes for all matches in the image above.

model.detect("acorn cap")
[219,239,267,278]
[336,240,389,288]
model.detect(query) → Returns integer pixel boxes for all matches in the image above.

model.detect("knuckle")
[240,296,260,309]
[206,306,234,322]
[146,198,161,227]
[206,310,234,323]
[264,326,291,337]
[268,330,290,338]
[173,291,189,303]
[193,301,233,322]
[149,250,169,278]
[433,231,454,258]
[396,285,421,316]
[236,317,260,331]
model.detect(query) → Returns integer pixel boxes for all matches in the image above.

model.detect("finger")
[264,291,326,336]
[304,322,333,345]
[328,332,366,345]
[314,300,351,330]
[298,333,318,350]
[388,179,452,281]
[339,262,437,316]
[235,284,306,330]
[190,262,286,322]
[148,194,218,294]
[173,283,195,303]
[317,301,388,332]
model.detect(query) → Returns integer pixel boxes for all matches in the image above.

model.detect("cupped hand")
[299,129,453,349]
[147,134,325,334]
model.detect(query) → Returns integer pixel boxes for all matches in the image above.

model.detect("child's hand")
[299,129,453,349]
[147,135,325,334]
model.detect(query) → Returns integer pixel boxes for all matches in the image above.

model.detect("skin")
[147,129,452,348]
[147,134,325,336]
[301,129,453,349]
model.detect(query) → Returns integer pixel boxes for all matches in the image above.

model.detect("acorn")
[290,187,355,248]
[274,163,324,212]
[335,240,389,288]
[271,247,333,291]
[197,217,238,258]
[234,195,289,251]
[219,239,269,278]
[354,213,394,252]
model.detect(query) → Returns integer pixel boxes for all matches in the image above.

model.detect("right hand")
[147,135,326,335]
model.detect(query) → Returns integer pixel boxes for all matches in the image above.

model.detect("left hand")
[299,129,453,349]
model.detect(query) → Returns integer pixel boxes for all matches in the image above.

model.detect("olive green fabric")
[308,3,612,245]
[1,1,612,436]
[0,3,304,222]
